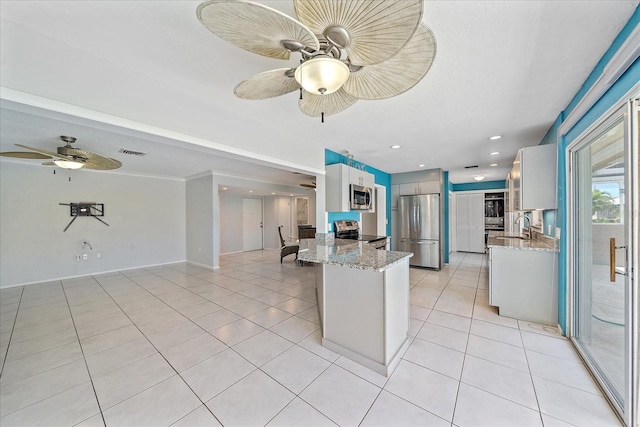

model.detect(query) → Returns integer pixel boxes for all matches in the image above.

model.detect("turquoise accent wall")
[327,211,360,231]
[451,180,506,192]
[443,171,450,264]
[549,5,640,334]
[325,149,392,236]
[539,115,563,237]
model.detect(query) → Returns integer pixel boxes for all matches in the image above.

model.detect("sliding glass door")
[569,97,638,425]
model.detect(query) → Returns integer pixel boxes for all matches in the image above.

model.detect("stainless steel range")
[333,220,389,250]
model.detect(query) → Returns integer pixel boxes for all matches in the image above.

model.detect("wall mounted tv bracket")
[59,202,109,232]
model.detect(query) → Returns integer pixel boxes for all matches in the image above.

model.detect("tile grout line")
[59,279,108,427]
[448,252,478,426]
[518,325,547,424]
[90,273,227,425]
[0,286,25,378]
[91,263,318,425]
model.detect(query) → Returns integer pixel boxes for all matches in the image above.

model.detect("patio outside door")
[569,98,638,425]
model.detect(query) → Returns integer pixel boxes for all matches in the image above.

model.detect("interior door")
[242,198,263,252]
[569,98,638,425]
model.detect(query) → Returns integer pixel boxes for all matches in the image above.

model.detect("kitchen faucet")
[514,214,531,239]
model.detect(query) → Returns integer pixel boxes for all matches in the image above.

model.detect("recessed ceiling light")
[289,194,294,196]
[490,151,500,155]
[390,145,401,149]
[490,163,498,167]
[474,175,485,181]
[249,190,253,193]
[489,135,502,140]
[271,192,275,195]
[222,187,228,190]
[418,164,425,168]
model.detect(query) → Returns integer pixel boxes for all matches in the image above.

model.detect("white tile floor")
[0,251,622,426]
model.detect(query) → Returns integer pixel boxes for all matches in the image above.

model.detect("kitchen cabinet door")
[418,181,439,194]
[489,246,558,325]
[326,164,350,212]
[391,184,400,210]
[399,183,418,195]
[510,144,557,210]
[349,168,374,187]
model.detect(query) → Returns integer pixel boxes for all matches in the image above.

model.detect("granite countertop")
[297,238,413,272]
[486,231,559,253]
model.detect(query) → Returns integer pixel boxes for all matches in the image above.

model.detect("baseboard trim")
[0,259,188,289]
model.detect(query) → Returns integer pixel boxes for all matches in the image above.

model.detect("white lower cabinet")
[489,246,558,326]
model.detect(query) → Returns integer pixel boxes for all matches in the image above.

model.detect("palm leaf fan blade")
[293,0,423,66]
[342,25,436,100]
[197,0,319,60]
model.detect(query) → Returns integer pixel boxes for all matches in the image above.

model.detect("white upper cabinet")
[326,163,351,212]
[398,180,440,196]
[350,168,374,188]
[511,144,557,211]
[326,163,375,212]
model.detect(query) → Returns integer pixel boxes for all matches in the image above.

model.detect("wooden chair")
[278,226,299,263]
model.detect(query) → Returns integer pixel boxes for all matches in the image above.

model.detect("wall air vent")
[118,148,146,156]
[464,165,479,169]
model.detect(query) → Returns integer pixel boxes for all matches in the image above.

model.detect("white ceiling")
[1,0,638,185]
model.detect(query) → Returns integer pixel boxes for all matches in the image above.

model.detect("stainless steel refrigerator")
[397,194,440,269]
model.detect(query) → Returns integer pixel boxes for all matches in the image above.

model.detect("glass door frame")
[566,92,638,426]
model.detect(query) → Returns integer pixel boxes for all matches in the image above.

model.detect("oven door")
[350,184,372,210]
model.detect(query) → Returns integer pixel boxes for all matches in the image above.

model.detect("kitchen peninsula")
[298,238,412,376]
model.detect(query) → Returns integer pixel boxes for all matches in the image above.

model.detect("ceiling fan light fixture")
[53,159,84,170]
[294,56,350,95]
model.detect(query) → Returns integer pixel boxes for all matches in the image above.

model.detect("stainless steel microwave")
[350,184,372,210]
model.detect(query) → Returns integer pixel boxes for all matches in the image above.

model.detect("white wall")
[1,162,186,287]
[220,194,244,254]
[186,173,214,268]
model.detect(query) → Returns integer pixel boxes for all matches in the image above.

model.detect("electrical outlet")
[82,254,88,260]
[75,254,81,261]
[96,252,101,259]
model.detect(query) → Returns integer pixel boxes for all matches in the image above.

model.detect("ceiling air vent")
[464,165,479,169]
[118,148,146,156]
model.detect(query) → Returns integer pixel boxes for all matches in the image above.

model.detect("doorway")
[242,198,263,252]
[361,185,387,237]
[568,96,638,425]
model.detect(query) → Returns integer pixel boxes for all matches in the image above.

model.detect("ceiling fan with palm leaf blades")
[0,136,122,170]
[197,0,437,119]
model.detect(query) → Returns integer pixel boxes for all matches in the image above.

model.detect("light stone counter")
[297,238,412,272]
[487,231,559,252]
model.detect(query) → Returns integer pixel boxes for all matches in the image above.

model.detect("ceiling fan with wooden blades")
[197,0,437,118]
[0,135,122,170]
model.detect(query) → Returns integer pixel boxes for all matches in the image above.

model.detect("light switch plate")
[555,227,561,239]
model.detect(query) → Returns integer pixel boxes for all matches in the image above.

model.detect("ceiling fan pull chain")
[299,88,303,100]
[321,112,324,123]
